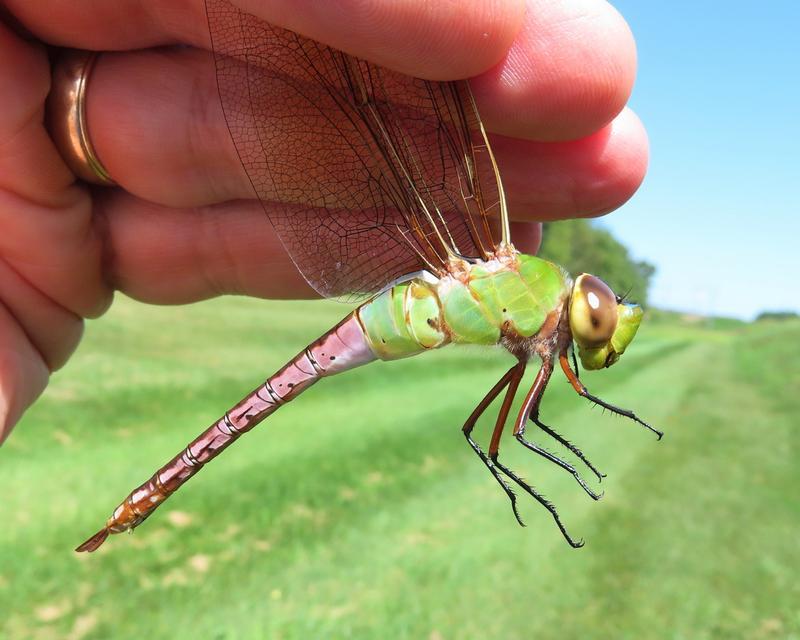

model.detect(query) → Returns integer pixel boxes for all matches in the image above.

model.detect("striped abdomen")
[76,313,376,551]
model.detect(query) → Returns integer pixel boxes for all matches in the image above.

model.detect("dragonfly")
[77,0,662,553]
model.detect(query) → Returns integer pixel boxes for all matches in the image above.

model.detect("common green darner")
[77,0,661,552]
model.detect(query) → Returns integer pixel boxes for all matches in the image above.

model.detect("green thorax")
[357,252,571,361]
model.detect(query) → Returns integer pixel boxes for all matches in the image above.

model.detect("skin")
[0,0,649,443]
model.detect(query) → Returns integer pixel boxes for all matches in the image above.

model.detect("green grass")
[1,297,798,640]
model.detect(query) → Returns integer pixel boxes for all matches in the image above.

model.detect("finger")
[0,20,82,441]
[6,0,524,79]
[86,48,241,208]
[470,0,638,140]
[509,221,542,255]
[4,1,209,51]
[0,22,70,202]
[0,302,50,445]
[497,107,649,220]
[0,21,111,319]
[0,259,85,372]
[13,0,631,134]
[227,0,526,79]
[98,189,565,308]
[98,193,314,303]
[86,49,647,217]
[101,194,542,302]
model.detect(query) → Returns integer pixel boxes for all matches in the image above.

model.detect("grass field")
[1,296,798,639]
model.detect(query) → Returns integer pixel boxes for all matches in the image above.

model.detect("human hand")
[0,0,647,443]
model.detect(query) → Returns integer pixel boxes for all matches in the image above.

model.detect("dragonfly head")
[568,274,643,371]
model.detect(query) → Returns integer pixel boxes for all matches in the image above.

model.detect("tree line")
[537,219,655,307]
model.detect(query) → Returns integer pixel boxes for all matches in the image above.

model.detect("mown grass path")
[1,298,797,639]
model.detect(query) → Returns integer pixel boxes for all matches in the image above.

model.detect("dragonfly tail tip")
[75,527,109,553]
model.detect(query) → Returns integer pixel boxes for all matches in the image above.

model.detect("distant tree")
[755,310,799,321]
[538,219,655,306]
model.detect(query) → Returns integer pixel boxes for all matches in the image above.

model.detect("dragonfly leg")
[524,347,606,481]
[489,363,584,549]
[462,362,526,526]
[486,359,585,548]
[559,353,664,440]
[528,413,606,482]
[510,360,604,499]
[464,360,587,547]
[571,345,580,378]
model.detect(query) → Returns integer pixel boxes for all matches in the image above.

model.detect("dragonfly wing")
[207,0,508,300]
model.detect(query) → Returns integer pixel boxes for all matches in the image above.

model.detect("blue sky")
[597,1,799,319]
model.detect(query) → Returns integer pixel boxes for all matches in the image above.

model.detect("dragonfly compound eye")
[569,274,618,348]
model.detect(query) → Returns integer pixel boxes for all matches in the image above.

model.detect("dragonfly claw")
[491,454,585,549]
[528,415,606,483]
[582,391,664,441]
[514,434,603,502]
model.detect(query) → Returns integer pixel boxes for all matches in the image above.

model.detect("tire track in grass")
[0,317,700,639]
[563,327,800,640]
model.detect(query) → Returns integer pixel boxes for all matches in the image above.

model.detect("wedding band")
[46,50,116,186]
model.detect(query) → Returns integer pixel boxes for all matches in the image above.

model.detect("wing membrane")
[207,0,507,300]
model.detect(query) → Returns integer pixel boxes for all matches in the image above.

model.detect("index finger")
[4,0,525,80]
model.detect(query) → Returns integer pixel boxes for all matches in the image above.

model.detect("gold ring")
[46,50,116,186]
